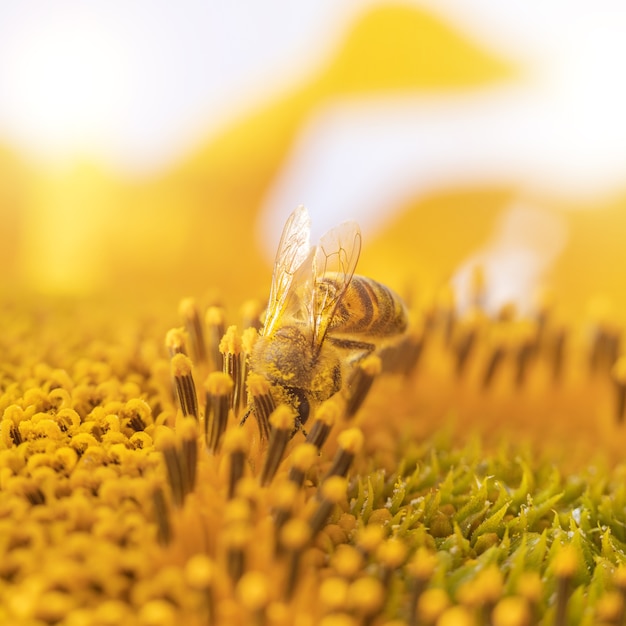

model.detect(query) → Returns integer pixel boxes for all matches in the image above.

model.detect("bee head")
[251,323,342,417]
[251,325,313,387]
[284,386,310,426]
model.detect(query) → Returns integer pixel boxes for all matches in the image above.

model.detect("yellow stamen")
[482,337,506,389]
[595,591,624,625]
[456,564,503,622]
[120,398,152,432]
[151,484,171,546]
[612,568,626,626]
[236,570,271,613]
[205,305,226,373]
[165,327,187,358]
[324,428,364,479]
[222,426,250,498]
[613,564,626,591]
[589,322,620,374]
[246,373,275,441]
[356,524,385,556]
[376,537,408,588]
[318,615,358,626]
[346,577,385,616]
[179,297,207,364]
[345,355,381,418]
[383,326,424,375]
[138,599,177,626]
[260,405,297,486]
[553,545,579,626]
[320,576,349,612]
[241,326,259,356]
[240,326,258,403]
[516,571,542,606]
[279,518,311,599]
[612,356,626,423]
[184,554,215,623]
[550,324,568,382]
[470,265,487,309]
[309,476,348,537]
[224,523,250,584]
[154,427,184,508]
[271,480,299,535]
[454,313,480,375]
[170,353,199,419]
[305,398,340,450]
[331,544,363,579]
[287,442,319,487]
[407,548,438,626]
[492,596,531,626]
[437,606,475,626]
[417,588,451,624]
[513,323,537,387]
[204,371,234,454]
[178,416,198,494]
[219,325,244,414]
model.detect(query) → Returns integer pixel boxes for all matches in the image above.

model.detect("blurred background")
[1,1,626,319]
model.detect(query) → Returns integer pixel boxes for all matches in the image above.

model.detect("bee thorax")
[251,326,342,402]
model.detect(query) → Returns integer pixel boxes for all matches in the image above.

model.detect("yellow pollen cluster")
[2,284,626,626]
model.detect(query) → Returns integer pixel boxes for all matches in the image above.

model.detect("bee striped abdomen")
[251,206,410,427]
[329,276,407,337]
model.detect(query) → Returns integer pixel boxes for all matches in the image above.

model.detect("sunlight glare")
[452,204,568,315]
[2,11,130,164]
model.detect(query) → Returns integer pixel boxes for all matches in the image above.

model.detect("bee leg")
[240,405,253,426]
[284,387,310,438]
[326,337,376,362]
[292,418,308,439]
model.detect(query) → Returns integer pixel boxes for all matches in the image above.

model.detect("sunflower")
[3,5,626,626]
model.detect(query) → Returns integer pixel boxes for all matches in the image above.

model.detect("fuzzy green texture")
[344,433,626,624]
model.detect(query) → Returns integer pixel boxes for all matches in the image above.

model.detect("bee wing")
[263,205,312,336]
[310,220,362,351]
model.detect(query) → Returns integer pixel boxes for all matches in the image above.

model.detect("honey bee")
[250,205,408,425]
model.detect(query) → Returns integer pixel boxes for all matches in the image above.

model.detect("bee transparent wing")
[310,221,362,352]
[263,206,312,336]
